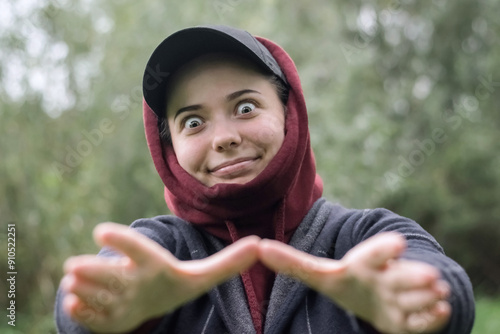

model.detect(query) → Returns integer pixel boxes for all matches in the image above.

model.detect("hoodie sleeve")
[339,208,475,334]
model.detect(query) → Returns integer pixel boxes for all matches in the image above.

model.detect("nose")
[211,120,241,152]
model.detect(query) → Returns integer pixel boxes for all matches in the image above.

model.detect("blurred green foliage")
[472,297,500,334]
[1,0,499,332]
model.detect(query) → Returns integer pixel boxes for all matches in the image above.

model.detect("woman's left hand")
[258,232,451,334]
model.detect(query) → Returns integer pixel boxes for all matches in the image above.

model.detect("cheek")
[253,113,285,150]
[172,138,206,174]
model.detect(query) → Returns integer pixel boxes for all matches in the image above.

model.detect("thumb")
[345,232,406,269]
[93,222,178,267]
[178,235,260,286]
[259,239,346,286]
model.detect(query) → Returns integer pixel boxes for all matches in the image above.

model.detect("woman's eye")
[184,116,203,129]
[236,102,256,115]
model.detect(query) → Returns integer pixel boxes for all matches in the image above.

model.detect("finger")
[406,300,451,333]
[63,292,106,322]
[63,292,81,316]
[178,235,260,285]
[63,293,112,330]
[65,255,107,273]
[64,255,132,287]
[93,222,178,266]
[428,300,452,331]
[259,239,345,286]
[432,279,451,299]
[62,273,118,307]
[64,254,128,274]
[385,261,441,291]
[344,232,406,269]
[397,289,444,313]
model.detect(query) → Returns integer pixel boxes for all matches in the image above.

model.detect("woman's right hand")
[61,222,260,333]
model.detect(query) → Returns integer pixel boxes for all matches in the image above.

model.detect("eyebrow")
[225,89,260,102]
[173,89,261,121]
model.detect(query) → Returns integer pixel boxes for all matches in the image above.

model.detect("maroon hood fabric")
[142,36,323,333]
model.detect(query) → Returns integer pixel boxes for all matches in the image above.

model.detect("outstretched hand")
[259,232,451,334]
[61,225,451,334]
[61,223,260,333]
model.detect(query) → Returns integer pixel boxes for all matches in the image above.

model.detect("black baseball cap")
[142,25,288,118]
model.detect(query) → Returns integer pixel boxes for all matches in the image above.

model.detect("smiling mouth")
[210,157,260,178]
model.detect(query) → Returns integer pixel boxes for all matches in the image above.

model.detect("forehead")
[164,54,269,111]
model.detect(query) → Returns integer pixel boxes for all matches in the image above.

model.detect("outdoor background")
[1,0,499,332]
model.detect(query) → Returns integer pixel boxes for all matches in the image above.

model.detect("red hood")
[142,36,323,243]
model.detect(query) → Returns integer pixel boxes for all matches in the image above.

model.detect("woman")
[55,25,474,334]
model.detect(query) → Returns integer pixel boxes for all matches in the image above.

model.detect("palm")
[259,232,451,334]
[61,223,260,333]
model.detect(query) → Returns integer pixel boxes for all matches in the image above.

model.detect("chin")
[207,174,258,187]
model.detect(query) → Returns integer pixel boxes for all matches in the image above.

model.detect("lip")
[210,157,260,178]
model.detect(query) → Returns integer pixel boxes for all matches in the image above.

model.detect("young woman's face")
[166,55,285,187]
